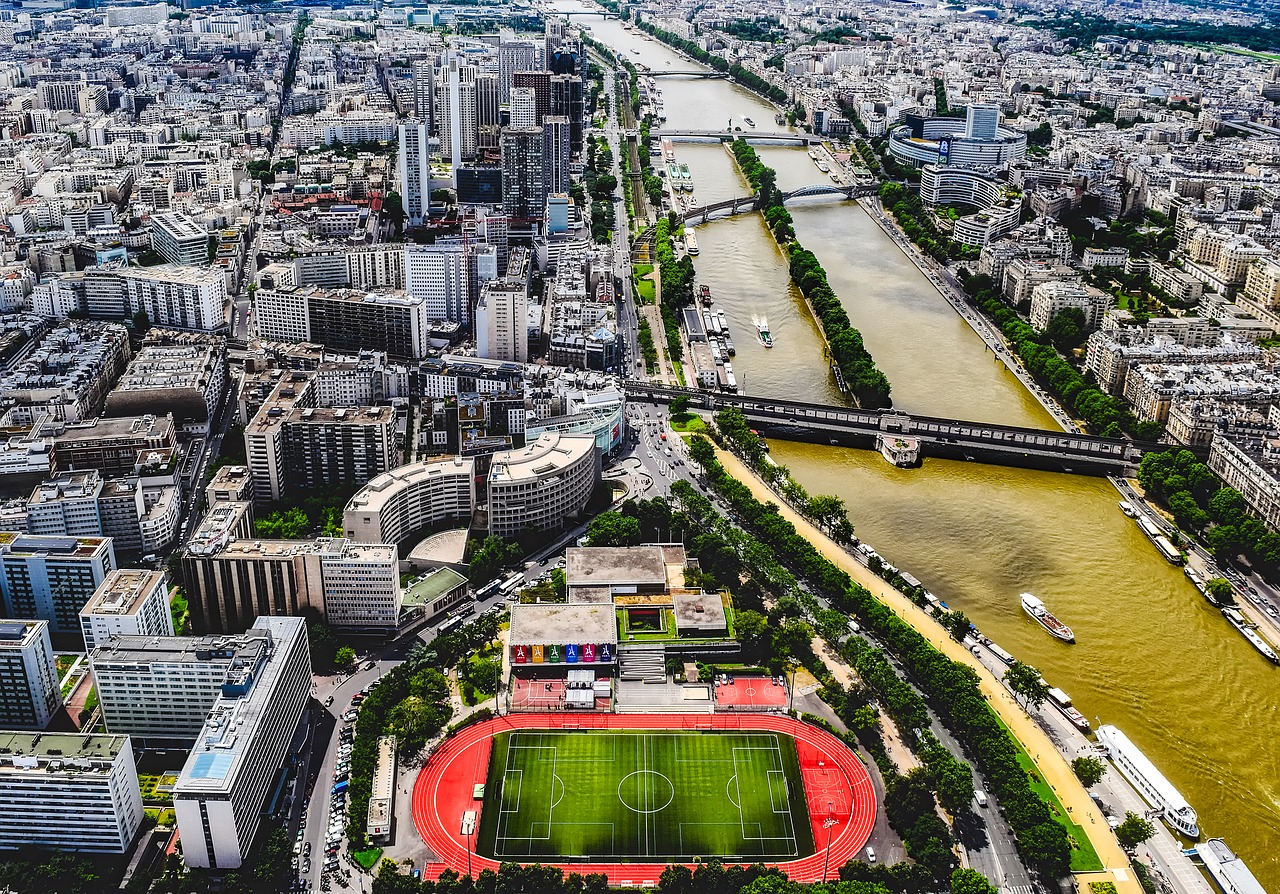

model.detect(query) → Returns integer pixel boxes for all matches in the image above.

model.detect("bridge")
[632,183,877,250]
[657,129,821,145]
[550,10,620,17]
[624,383,1150,473]
[649,71,729,79]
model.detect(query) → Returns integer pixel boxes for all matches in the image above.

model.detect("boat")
[699,284,712,305]
[1096,725,1200,838]
[715,310,729,335]
[1222,607,1280,663]
[685,231,699,255]
[1196,838,1268,894]
[1020,593,1075,642]
[743,116,755,127]
[630,48,640,55]
[1047,687,1091,732]
[1137,515,1184,564]
[724,336,735,356]
[830,172,842,182]
[808,149,819,160]
[816,161,830,173]
[1118,500,1137,517]
[755,317,773,348]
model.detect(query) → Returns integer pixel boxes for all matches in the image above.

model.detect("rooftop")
[508,602,618,647]
[672,591,728,633]
[402,567,468,609]
[565,545,667,588]
[0,732,129,769]
[81,569,167,618]
[347,458,474,514]
[488,432,595,486]
[0,532,110,559]
[92,628,268,669]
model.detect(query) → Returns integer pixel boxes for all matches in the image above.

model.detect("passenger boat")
[1097,725,1199,838]
[685,231,699,255]
[756,318,773,348]
[1047,687,1091,732]
[743,116,755,127]
[1020,593,1075,642]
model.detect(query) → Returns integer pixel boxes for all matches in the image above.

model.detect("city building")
[0,619,62,730]
[918,165,1021,247]
[1028,280,1111,332]
[397,120,432,227]
[404,241,472,327]
[476,246,531,362]
[79,569,173,652]
[487,431,597,538]
[173,615,311,869]
[344,457,477,547]
[256,285,433,359]
[118,265,229,333]
[104,335,227,435]
[501,128,546,223]
[1208,409,1280,534]
[51,414,177,477]
[888,106,1027,169]
[367,736,396,843]
[0,731,142,853]
[0,533,116,635]
[150,212,209,267]
[25,469,180,558]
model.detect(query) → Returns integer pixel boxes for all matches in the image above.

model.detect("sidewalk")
[713,446,1142,894]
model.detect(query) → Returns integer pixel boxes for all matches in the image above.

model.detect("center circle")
[617,770,675,814]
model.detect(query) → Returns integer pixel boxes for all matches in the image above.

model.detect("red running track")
[411,713,876,885]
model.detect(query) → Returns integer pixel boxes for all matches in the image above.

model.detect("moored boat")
[1020,592,1075,642]
[1097,724,1199,838]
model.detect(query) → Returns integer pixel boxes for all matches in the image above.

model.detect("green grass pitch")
[476,730,816,861]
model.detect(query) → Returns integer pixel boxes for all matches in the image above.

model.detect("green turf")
[477,730,815,861]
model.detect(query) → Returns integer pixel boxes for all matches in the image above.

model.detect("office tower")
[412,59,434,125]
[551,72,585,154]
[0,619,62,730]
[501,128,546,222]
[543,116,571,197]
[965,103,1000,140]
[397,119,431,226]
[174,616,311,869]
[0,534,116,634]
[545,19,567,63]
[436,56,477,167]
[550,42,585,78]
[79,569,174,652]
[513,70,553,123]
[0,731,142,852]
[476,247,530,363]
[475,72,500,128]
[150,212,208,266]
[510,87,537,129]
[404,240,472,325]
[498,40,540,103]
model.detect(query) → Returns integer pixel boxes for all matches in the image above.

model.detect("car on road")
[865,847,876,863]
[341,710,357,722]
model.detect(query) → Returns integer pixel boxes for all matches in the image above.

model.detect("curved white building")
[344,457,477,546]
[889,105,1026,170]
[919,165,1022,247]
[487,432,598,538]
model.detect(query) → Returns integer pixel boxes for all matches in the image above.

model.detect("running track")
[411,713,876,885]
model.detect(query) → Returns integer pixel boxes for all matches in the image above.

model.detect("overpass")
[624,383,1150,473]
[657,129,820,145]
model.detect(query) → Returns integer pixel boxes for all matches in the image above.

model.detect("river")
[560,4,1280,884]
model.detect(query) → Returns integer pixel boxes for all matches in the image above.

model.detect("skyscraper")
[404,241,472,325]
[476,247,530,363]
[551,73,585,154]
[501,128,546,223]
[397,120,432,225]
[543,116,571,197]
[498,40,541,103]
[437,57,477,167]
[412,59,434,126]
[513,70,553,123]
[510,87,537,129]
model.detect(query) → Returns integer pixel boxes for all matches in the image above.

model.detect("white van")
[974,790,989,808]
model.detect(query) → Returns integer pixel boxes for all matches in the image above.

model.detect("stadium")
[411,713,877,884]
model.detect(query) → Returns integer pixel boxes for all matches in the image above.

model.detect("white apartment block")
[0,732,142,853]
[79,569,173,652]
[1028,280,1110,332]
[0,620,62,730]
[254,286,311,345]
[477,278,529,362]
[317,540,401,628]
[397,120,431,226]
[174,616,311,869]
[118,265,228,333]
[150,212,208,266]
[487,432,598,538]
[0,534,116,635]
[404,241,471,325]
[344,457,477,545]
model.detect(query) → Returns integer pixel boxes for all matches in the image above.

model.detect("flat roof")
[672,591,727,632]
[567,585,614,604]
[508,603,618,646]
[407,528,469,566]
[347,458,475,514]
[488,432,594,486]
[81,569,167,618]
[0,731,129,766]
[402,567,468,608]
[92,629,268,667]
[565,546,666,588]
[0,532,109,558]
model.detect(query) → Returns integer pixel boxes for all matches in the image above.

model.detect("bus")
[474,579,502,601]
[437,616,464,635]
[498,574,524,598]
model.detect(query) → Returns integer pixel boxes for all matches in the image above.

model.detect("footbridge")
[625,384,1149,473]
[658,129,821,145]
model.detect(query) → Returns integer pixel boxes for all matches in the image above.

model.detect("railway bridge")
[624,383,1151,474]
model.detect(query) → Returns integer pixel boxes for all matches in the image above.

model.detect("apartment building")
[343,457,477,546]
[117,265,229,333]
[174,616,311,869]
[0,731,142,853]
[0,619,62,730]
[0,533,116,634]
[51,413,177,477]
[487,432,597,538]
[150,212,208,266]
[79,569,174,652]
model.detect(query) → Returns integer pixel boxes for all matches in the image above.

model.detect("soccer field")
[476,729,816,861]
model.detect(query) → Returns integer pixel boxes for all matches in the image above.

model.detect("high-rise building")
[404,241,472,326]
[512,70,553,123]
[476,247,530,362]
[79,569,174,653]
[510,87,537,129]
[90,625,282,742]
[412,59,434,125]
[37,72,86,112]
[543,116,572,197]
[0,619,62,730]
[118,265,229,333]
[550,73,585,154]
[150,213,209,267]
[965,103,1001,141]
[475,73,500,129]
[498,40,540,103]
[0,731,142,853]
[436,57,476,167]
[544,20,567,64]
[0,534,116,635]
[174,616,311,869]
[397,120,432,226]
[501,128,546,223]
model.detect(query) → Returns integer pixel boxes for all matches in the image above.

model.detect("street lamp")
[821,806,839,882]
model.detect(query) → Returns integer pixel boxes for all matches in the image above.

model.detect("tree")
[1114,811,1156,849]
[951,868,998,894]
[334,646,356,671]
[308,620,337,671]
[1045,306,1086,352]
[468,535,521,586]
[1071,755,1106,787]
[944,610,971,641]
[669,395,690,416]
[1205,577,1235,605]
[131,309,151,333]
[586,511,642,546]
[1018,820,1071,877]
[1003,660,1050,711]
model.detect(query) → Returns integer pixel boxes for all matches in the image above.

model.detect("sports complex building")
[408,544,879,884]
